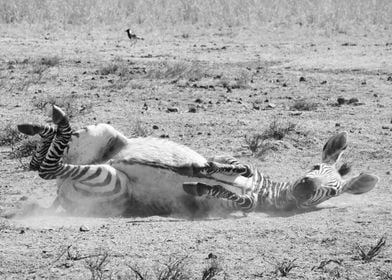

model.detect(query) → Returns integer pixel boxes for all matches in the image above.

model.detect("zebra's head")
[291,132,378,209]
[63,124,128,165]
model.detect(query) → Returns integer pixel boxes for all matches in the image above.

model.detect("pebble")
[267,103,276,109]
[152,125,159,130]
[166,107,179,113]
[79,225,89,232]
[299,76,306,82]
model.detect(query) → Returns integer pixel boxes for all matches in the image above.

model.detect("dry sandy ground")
[0,26,391,279]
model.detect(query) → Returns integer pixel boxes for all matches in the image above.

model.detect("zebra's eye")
[313,165,320,170]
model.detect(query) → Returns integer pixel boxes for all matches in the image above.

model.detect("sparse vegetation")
[243,133,275,159]
[354,236,387,262]
[274,258,298,277]
[290,99,319,111]
[0,123,24,146]
[202,258,224,280]
[243,120,296,158]
[262,120,297,140]
[99,59,129,76]
[147,61,205,81]
[32,94,92,120]
[85,251,111,280]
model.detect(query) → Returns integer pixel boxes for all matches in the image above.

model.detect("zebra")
[16,106,378,217]
[16,106,253,217]
[183,132,379,212]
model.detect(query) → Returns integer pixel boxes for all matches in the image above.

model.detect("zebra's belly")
[55,175,131,216]
[111,162,253,215]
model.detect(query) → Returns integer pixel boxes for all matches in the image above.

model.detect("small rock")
[299,76,306,82]
[320,80,327,85]
[188,106,197,113]
[267,103,276,109]
[20,229,25,234]
[79,225,89,232]
[361,81,366,85]
[282,83,287,87]
[195,98,203,103]
[337,97,346,105]
[252,103,260,110]
[347,98,359,104]
[387,171,391,175]
[19,196,28,201]
[166,107,179,113]
[382,126,390,130]
[152,125,159,130]
[373,94,378,97]
[335,123,341,127]
[387,76,392,81]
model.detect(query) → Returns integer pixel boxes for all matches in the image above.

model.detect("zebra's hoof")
[52,105,68,125]
[183,182,210,196]
[17,124,42,136]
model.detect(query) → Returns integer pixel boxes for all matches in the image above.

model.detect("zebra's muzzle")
[292,177,320,203]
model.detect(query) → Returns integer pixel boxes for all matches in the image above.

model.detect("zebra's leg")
[183,182,257,212]
[18,124,56,171]
[195,155,253,178]
[36,106,132,216]
[38,106,72,180]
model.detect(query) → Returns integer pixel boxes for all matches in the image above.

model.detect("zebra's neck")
[255,171,295,211]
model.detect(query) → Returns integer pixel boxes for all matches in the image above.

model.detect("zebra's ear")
[322,132,348,164]
[343,173,378,194]
[17,124,42,136]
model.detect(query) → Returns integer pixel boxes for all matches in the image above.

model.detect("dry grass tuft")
[202,257,225,280]
[156,257,190,280]
[128,256,190,280]
[355,236,387,262]
[243,134,275,159]
[274,258,298,277]
[243,120,296,158]
[84,250,111,280]
[262,120,297,140]
[147,61,205,81]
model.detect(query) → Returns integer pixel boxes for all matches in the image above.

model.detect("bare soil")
[0,26,391,279]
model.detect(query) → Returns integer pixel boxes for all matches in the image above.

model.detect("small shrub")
[243,134,275,159]
[355,236,386,262]
[262,120,297,140]
[290,99,318,111]
[274,258,297,277]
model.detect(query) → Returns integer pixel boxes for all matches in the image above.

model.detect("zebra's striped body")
[185,133,379,212]
[17,106,378,217]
